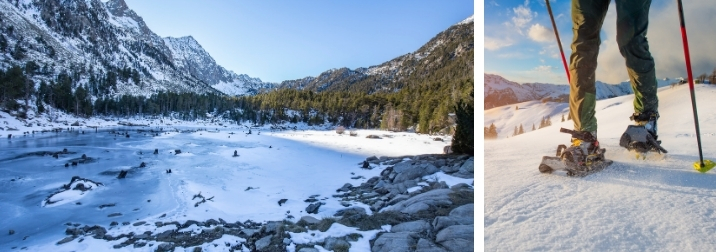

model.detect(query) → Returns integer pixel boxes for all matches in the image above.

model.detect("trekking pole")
[676,0,715,172]
[545,0,570,83]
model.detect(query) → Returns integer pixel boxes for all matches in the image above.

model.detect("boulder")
[334,206,367,217]
[416,238,447,252]
[436,225,474,243]
[324,237,351,251]
[255,235,273,251]
[391,220,431,233]
[298,248,320,252]
[459,157,474,173]
[393,163,439,183]
[306,203,321,214]
[382,189,452,214]
[371,232,417,252]
[299,216,320,225]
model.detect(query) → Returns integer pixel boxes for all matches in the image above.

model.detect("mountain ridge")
[484,73,678,109]
[278,15,474,94]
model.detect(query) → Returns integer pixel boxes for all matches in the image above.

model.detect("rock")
[416,238,447,252]
[9,229,14,235]
[436,225,474,243]
[72,183,88,191]
[366,156,378,162]
[139,162,146,168]
[174,149,181,155]
[56,236,75,245]
[365,135,381,139]
[283,238,292,245]
[255,235,272,251]
[393,163,439,183]
[391,220,431,233]
[264,221,282,233]
[382,189,452,214]
[110,221,118,226]
[71,121,80,126]
[459,157,474,173]
[278,199,288,206]
[387,194,410,205]
[298,248,320,252]
[324,237,351,251]
[117,170,127,179]
[107,213,122,217]
[450,183,472,191]
[133,221,146,226]
[300,216,320,225]
[154,149,159,155]
[336,183,353,192]
[362,161,370,169]
[449,203,474,218]
[440,238,473,252]
[372,232,417,252]
[156,230,174,240]
[306,203,321,214]
[441,164,460,174]
[157,242,174,251]
[334,206,367,217]
[433,204,474,232]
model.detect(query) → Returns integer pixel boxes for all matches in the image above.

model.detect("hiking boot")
[620,112,667,153]
[562,131,603,167]
[632,112,658,138]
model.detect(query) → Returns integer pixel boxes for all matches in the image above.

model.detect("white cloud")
[485,36,514,51]
[510,1,536,34]
[528,23,553,42]
[590,1,716,84]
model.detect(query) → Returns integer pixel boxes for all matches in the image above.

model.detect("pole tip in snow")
[694,160,716,173]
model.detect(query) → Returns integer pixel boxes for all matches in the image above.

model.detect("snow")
[0,115,453,250]
[485,83,716,250]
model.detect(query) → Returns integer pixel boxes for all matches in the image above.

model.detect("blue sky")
[123,0,474,83]
[485,0,716,85]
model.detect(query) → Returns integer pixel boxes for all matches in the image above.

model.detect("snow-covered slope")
[484,73,676,109]
[484,83,716,250]
[163,36,274,96]
[278,15,474,93]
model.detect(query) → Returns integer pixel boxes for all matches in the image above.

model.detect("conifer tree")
[518,123,524,134]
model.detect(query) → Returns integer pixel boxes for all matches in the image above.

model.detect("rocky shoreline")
[48,154,475,252]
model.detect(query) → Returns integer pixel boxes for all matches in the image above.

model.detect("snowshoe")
[539,128,613,177]
[619,112,667,154]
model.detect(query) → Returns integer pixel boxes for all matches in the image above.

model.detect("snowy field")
[485,84,716,250]
[0,115,458,251]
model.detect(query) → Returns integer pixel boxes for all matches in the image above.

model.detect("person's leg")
[569,0,611,133]
[615,0,657,116]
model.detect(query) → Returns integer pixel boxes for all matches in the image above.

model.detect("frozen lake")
[0,125,449,250]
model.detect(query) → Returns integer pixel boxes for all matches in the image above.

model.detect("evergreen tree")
[451,96,473,155]
[518,123,524,134]
[532,123,535,131]
[561,114,565,122]
[514,126,518,136]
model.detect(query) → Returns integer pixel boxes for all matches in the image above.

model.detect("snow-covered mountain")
[163,36,274,96]
[0,0,271,97]
[279,15,474,93]
[484,73,677,109]
[484,83,716,250]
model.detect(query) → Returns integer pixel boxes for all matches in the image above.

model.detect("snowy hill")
[278,15,474,93]
[163,36,274,96]
[484,83,716,250]
[0,0,271,97]
[484,73,676,109]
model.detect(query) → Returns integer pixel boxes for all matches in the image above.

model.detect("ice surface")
[0,122,452,250]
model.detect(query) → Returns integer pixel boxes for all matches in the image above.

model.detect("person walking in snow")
[566,0,664,163]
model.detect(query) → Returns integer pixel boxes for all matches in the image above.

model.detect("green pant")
[569,0,658,133]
